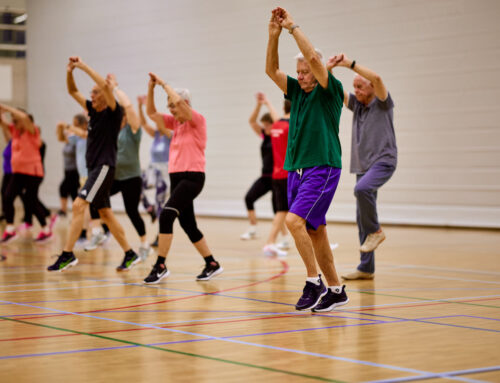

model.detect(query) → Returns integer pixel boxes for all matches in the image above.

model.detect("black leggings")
[90,176,146,237]
[244,175,275,212]
[4,173,47,226]
[1,173,12,216]
[59,169,80,200]
[159,172,204,243]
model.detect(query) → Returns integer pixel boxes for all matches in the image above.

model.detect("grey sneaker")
[138,245,151,261]
[84,232,108,251]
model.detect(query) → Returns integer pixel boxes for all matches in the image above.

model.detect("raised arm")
[105,74,140,133]
[66,61,87,111]
[326,55,349,107]
[70,56,116,110]
[265,12,287,94]
[56,122,69,143]
[248,94,264,136]
[137,95,156,138]
[146,77,169,138]
[274,7,328,89]
[327,53,388,101]
[0,103,35,134]
[67,124,88,138]
[0,108,12,141]
[149,72,192,123]
[261,93,279,122]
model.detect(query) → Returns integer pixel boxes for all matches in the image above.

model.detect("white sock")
[329,286,343,294]
[248,224,257,233]
[42,226,51,234]
[306,276,321,286]
[6,225,15,233]
[92,227,103,235]
[141,241,149,248]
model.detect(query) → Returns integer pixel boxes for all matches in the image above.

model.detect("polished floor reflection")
[0,215,499,382]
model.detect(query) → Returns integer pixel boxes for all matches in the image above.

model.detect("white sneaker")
[84,232,107,251]
[276,238,291,250]
[240,229,257,240]
[138,245,151,261]
[263,244,287,258]
[330,243,339,251]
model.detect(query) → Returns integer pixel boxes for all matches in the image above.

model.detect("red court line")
[0,313,302,342]
[3,260,289,321]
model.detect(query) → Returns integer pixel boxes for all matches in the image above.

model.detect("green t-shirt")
[284,72,343,171]
[115,124,142,180]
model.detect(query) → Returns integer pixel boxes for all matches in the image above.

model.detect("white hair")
[294,48,324,63]
[174,88,191,104]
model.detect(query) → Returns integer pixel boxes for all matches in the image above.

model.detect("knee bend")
[285,213,302,233]
[354,185,371,198]
[159,207,178,234]
[179,220,203,243]
[244,194,255,211]
[72,199,87,215]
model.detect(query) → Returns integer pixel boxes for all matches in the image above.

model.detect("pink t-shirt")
[9,124,44,177]
[163,109,206,173]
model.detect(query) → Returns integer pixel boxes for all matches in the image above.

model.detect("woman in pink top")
[0,104,52,243]
[141,72,223,284]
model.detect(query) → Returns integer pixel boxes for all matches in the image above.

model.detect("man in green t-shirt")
[265,7,348,312]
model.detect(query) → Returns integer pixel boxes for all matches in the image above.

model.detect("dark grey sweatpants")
[355,162,396,273]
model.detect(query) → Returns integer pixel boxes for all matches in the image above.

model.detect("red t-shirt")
[270,119,289,179]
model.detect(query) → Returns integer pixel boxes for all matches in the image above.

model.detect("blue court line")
[0,298,467,380]
[79,278,500,333]
[365,365,500,383]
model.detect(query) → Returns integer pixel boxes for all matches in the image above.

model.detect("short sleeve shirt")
[163,109,206,173]
[9,124,44,177]
[116,124,142,180]
[270,119,289,179]
[62,136,77,171]
[347,92,397,174]
[284,72,343,171]
[85,100,123,170]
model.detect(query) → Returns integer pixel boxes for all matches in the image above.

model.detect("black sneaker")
[295,276,328,310]
[196,261,223,281]
[151,235,159,248]
[116,251,141,271]
[47,253,78,272]
[143,263,170,284]
[312,285,349,312]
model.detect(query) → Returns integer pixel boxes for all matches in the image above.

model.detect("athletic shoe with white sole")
[47,252,78,272]
[312,285,349,312]
[143,263,170,284]
[240,229,257,240]
[84,232,108,251]
[263,243,287,258]
[116,251,141,271]
[196,261,223,281]
[360,230,386,252]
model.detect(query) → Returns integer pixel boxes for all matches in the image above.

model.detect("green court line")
[357,291,500,309]
[0,315,346,383]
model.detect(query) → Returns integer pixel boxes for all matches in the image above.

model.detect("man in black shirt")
[48,56,140,272]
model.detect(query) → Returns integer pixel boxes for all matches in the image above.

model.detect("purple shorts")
[287,166,341,230]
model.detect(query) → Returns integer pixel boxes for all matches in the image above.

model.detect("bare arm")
[67,124,88,138]
[275,7,328,89]
[327,53,388,101]
[265,13,287,94]
[150,72,192,122]
[249,95,264,136]
[70,56,116,110]
[0,103,35,134]
[66,63,87,111]
[261,93,279,122]
[56,122,68,142]
[106,74,140,133]
[137,96,156,138]
[0,110,11,141]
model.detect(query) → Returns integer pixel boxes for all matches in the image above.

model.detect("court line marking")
[0,314,345,383]
[0,302,472,382]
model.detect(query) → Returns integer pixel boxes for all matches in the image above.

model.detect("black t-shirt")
[261,130,273,176]
[85,100,122,169]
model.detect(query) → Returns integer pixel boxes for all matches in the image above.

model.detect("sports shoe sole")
[360,236,385,253]
[196,266,224,281]
[35,236,53,244]
[48,258,79,272]
[143,269,171,285]
[116,256,141,272]
[295,288,328,311]
[1,233,18,244]
[312,297,349,312]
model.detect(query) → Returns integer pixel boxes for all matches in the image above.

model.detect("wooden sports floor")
[0,214,499,383]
